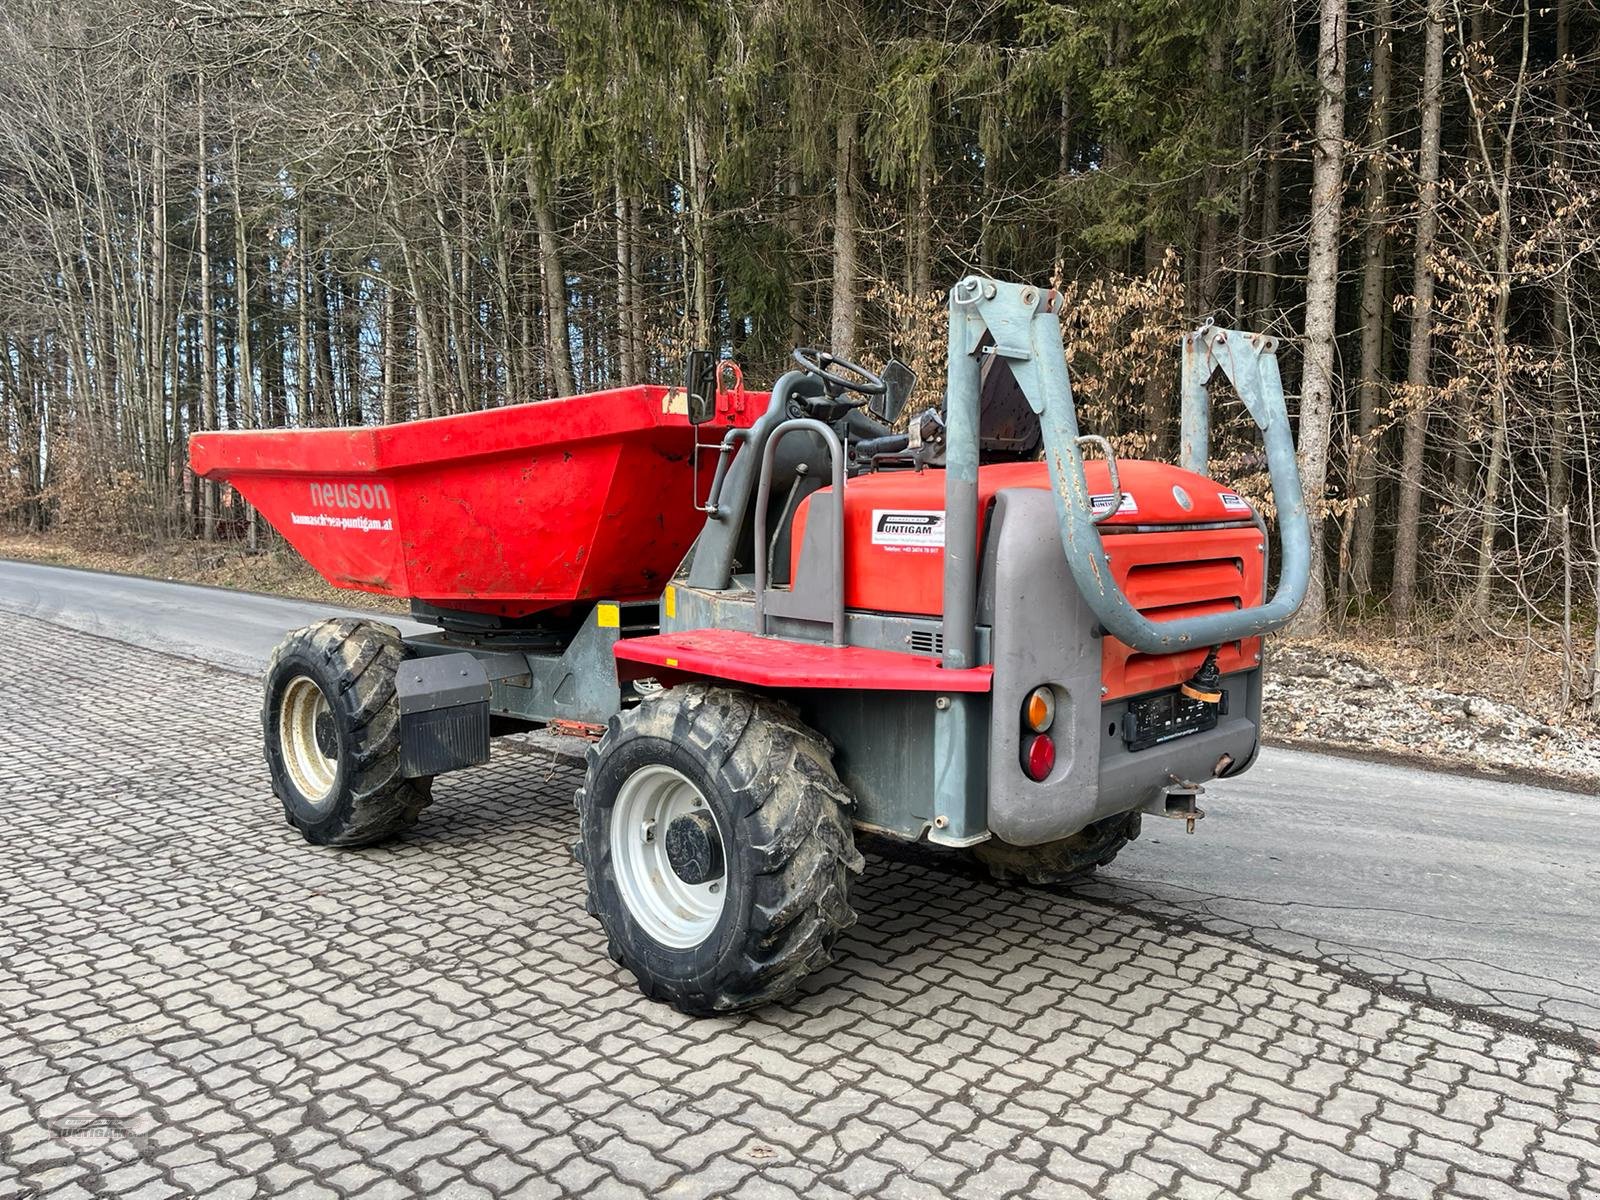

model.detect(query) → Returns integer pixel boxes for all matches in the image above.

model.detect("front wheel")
[262,618,433,847]
[576,685,864,1015]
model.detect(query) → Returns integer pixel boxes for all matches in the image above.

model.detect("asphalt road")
[0,557,430,673]
[3,556,1596,1045]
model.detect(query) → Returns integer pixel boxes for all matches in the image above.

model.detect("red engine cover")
[790,460,1265,700]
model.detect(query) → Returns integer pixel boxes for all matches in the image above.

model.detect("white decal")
[293,479,395,532]
[871,509,945,552]
[309,481,391,510]
[1090,492,1138,516]
[289,513,394,532]
[1218,492,1251,512]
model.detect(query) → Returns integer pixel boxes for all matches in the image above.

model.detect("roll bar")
[940,276,1311,661]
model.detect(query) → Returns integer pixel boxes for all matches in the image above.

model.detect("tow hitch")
[1160,786,1206,834]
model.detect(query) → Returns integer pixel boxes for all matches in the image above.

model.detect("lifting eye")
[1023,686,1055,733]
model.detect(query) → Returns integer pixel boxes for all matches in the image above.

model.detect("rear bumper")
[987,668,1261,847]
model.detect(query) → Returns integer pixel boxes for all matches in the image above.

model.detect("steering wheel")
[792,348,887,402]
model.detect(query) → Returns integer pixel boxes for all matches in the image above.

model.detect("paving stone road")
[2,610,1597,1199]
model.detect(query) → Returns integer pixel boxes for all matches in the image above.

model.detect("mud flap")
[397,652,491,778]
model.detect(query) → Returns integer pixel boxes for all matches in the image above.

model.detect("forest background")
[1,0,1597,720]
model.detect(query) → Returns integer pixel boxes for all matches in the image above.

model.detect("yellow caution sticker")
[664,585,677,619]
[666,657,679,668]
[596,603,620,629]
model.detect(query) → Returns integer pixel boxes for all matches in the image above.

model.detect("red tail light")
[1024,734,1056,781]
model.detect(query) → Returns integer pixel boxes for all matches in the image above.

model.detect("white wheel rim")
[610,765,727,950]
[280,675,338,808]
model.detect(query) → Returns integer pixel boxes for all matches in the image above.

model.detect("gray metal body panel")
[668,473,1263,847]
[405,603,648,730]
[976,486,1262,845]
[977,488,1104,845]
[792,691,938,839]
[663,579,992,662]
[664,581,992,845]
[1099,673,1261,816]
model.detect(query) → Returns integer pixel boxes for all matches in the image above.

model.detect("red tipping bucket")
[189,386,757,617]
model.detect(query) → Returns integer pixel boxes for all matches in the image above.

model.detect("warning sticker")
[1218,492,1252,513]
[1090,492,1139,517]
[871,509,945,552]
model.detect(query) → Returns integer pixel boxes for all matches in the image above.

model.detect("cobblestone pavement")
[2,611,1598,1200]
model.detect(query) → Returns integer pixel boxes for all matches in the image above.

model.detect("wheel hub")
[609,765,727,949]
[664,810,724,885]
[279,674,339,809]
[314,710,339,759]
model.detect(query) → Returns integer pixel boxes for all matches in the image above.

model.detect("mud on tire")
[576,684,864,1016]
[262,618,433,847]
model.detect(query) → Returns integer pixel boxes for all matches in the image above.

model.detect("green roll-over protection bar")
[939,275,1311,663]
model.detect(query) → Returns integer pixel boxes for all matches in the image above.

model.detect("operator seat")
[977,334,1042,462]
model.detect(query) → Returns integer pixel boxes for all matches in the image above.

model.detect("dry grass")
[0,533,405,614]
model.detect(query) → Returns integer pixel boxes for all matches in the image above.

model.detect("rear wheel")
[576,684,863,1015]
[971,812,1141,887]
[263,618,433,847]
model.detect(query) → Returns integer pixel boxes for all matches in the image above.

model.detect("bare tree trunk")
[196,68,217,540]
[312,253,338,424]
[628,189,644,377]
[483,148,517,405]
[1254,14,1289,321]
[229,130,258,549]
[912,153,932,300]
[1196,26,1227,316]
[686,108,715,348]
[381,280,397,423]
[435,195,471,413]
[1233,60,1254,324]
[296,207,312,423]
[1291,0,1350,631]
[1142,233,1171,455]
[978,80,999,271]
[1548,0,1573,518]
[1053,84,1071,276]
[1591,575,1600,716]
[616,177,636,382]
[1466,0,1531,619]
[149,82,172,526]
[402,245,442,418]
[528,164,575,396]
[1349,0,1393,599]
[1391,0,1446,624]
[831,108,858,359]
[786,165,807,347]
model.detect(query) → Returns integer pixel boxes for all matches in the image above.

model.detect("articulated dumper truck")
[190,276,1309,1015]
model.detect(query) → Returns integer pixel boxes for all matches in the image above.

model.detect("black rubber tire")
[575,684,864,1016]
[262,618,433,847]
[970,812,1141,888]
